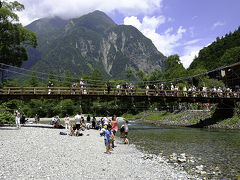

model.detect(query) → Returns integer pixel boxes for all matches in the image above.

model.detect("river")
[124,120,240,179]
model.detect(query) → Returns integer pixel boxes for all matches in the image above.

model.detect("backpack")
[60,132,67,135]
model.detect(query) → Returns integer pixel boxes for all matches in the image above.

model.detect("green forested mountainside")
[189,27,240,70]
[70,10,117,34]
[22,10,165,79]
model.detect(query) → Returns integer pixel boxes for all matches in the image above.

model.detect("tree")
[62,70,74,87]
[125,69,134,79]
[148,69,163,81]
[0,1,37,83]
[136,70,145,80]
[164,55,187,80]
[220,46,240,66]
[24,72,40,87]
[0,102,15,124]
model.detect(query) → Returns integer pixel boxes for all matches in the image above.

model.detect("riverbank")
[123,110,240,130]
[0,127,194,179]
[26,116,125,122]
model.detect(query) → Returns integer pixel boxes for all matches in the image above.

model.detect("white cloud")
[124,16,186,56]
[16,0,163,25]
[184,39,201,46]
[212,21,225,30]
[180,46,202,68]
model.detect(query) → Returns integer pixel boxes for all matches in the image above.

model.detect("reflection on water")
[126,120,240,179]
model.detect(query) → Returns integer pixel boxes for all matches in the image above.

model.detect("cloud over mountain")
[124,15,186,56]
[17,0,163,25]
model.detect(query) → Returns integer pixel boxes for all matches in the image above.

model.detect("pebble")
[0,127,193,179]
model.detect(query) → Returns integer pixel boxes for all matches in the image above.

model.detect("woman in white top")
[64,114,70,130]
[15,110,21,129]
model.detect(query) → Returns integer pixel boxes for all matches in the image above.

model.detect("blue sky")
[16,0,240,68]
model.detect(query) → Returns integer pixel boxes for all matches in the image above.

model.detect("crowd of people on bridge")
[144,83,240,98]
[45,78,240,98]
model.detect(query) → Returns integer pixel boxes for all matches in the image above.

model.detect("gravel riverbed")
[0,126,195,180]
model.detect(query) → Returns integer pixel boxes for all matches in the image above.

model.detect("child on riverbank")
[104,124,114,154]
[124,120,129,144]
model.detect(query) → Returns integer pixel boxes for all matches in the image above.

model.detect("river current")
[125,120,240,179]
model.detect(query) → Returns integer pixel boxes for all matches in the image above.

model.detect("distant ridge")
[23,10,165,79]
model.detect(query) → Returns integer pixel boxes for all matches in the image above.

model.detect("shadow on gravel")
[188,102,235,128]
[0,124,54,129]
[0,127,19,130]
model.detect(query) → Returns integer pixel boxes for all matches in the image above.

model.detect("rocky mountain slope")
[24,10,165,79]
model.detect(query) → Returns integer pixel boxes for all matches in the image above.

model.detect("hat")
[107,124,112,129]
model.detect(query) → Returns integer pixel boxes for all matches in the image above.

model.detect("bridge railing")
[0,87,240,98]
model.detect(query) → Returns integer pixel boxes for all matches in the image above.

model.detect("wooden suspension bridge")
[0,87,240,104]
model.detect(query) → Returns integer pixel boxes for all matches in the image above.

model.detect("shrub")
[0,103,15,124]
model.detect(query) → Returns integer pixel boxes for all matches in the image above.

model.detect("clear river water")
[124,120,240,180]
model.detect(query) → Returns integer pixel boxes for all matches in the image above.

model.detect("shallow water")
[126,120,240,179]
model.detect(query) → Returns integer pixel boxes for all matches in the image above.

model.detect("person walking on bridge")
[107,81,111,94]
[146,85,149,96]
[47,81,53,94]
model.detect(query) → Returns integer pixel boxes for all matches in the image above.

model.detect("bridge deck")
[0,87,240,103]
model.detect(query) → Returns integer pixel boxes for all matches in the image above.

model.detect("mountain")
[189,26,240,71]
[23,10,165,79]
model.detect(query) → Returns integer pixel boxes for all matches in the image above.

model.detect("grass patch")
[218,115,240,125]
[122,113,142,120]
[170,113,182,121]
[143,112,171,121]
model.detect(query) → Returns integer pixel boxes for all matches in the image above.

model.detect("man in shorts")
[74,113,81,136]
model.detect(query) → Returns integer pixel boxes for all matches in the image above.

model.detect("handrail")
[0,86,240,99]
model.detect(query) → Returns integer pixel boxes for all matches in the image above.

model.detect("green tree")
[0,102,15,124]
[24,72,40,87]
[189,26,240,70]
[125,69,134,79]
[62,70,74,87]
[0,1,37,83]
[164,55,187,80]
[81,68,104,87]
[198,76,225,89]
[220,46,240,65]
[136,70,145,80]
[59,99,76,117]
[148,69,163,81]
[47,70,58,87]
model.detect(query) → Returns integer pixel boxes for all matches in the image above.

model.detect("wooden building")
[218,62,240,90]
